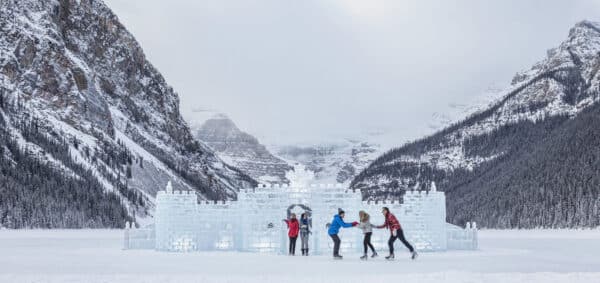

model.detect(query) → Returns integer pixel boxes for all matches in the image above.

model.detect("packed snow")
[0,229,598,283]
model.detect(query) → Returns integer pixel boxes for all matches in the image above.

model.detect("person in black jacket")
[299,213,311,256]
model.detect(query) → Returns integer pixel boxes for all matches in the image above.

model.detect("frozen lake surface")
[0,229,598,282]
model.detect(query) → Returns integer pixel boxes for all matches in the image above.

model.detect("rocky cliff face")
[0,0,255,227]
[193,115,292,184]
[351,21,600,228]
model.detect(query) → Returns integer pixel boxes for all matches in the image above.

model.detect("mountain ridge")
[351,20,600,228]
[193,114,292,184]
[0,0,256,227]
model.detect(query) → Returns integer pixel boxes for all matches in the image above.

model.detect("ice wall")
[155,182,199,252]
[309,184,363,255]
[447,222,478,250]
[123,222,154,250]
[400,185,447,251]
[125,168,477,253]
[236,186,287,253]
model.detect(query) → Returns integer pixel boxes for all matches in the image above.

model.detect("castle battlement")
[197,200,234,206]
[126,166,477,253]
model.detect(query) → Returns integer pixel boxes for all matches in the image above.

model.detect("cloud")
[104,0,599,146]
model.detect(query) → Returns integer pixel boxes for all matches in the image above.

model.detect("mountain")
[428,86,503,132]
[193,114,292,184]
[186,106,380,185]
[0,0,255,228]
[273,139,382,184]
[351,21,600,228]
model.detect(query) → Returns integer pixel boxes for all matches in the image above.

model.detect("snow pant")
[289,236,297,255]
[300,231,309,250]
[363,232,376,254]
[388,228,414,254]
[330,234,341,256]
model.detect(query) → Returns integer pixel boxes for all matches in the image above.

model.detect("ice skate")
[385,254,395,260]
[411,251,418,260]
[371,251,378,258]
[360,254,368,260]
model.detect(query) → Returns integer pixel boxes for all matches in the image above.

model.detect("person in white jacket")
[357,210,378,260]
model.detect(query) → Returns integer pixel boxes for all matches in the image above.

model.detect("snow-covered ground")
[0,229,598,283]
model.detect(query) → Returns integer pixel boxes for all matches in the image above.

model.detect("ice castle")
[124,165,477,254]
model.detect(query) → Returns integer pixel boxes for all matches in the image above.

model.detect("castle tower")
[155,182,198,252]
[398,181,447,251]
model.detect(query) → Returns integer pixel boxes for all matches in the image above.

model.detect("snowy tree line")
[352,104,600,228]
[447,110,600,228]
[0,90,143,228]
[0,112,133,228]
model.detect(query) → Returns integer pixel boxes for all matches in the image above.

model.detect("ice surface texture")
[126,167,477,253]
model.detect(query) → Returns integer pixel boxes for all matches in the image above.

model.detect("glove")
[392,230,397,237]
[352,221,359,226]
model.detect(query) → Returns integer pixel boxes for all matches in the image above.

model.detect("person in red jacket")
[376,207,418,260]
[283,213,300,255]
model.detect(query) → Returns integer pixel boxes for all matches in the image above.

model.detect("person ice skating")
[327,208,358,259]
[376,207,417,260]
[283,213,300,255]
[357,210,377,260]
[299,213,312,256]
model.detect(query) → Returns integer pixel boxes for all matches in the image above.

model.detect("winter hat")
[338,208,345,215]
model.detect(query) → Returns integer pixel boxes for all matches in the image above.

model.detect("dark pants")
[329,234,341,256]
[363,232,376,254]
[289,236,297,255]
[388,228,414,254]
[300,230,309,250]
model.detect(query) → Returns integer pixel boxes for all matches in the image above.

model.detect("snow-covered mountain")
[352,21,600,228]
[428,86,504,132]
[0,0,255,228]
[192,114,292,184]
[272,138,382,184]
[184,106,381,185]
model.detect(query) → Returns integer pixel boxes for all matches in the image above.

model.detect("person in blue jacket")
[327,208,358,259]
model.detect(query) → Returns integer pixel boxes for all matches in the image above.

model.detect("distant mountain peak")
[211,113,230,120]
[0,0,256,227]
[575,20,600,32]
[193,115,292,184]
[352,20,600,228]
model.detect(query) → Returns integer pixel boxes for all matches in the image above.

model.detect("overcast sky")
[104,0,600,145]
